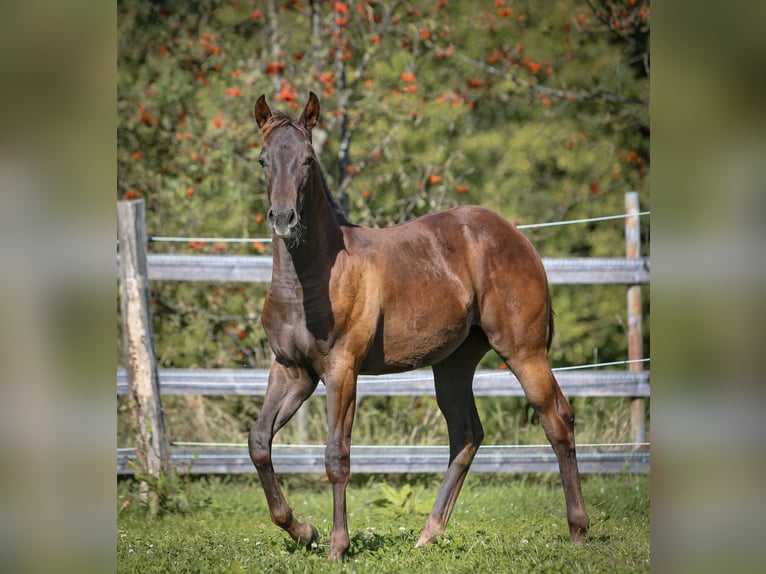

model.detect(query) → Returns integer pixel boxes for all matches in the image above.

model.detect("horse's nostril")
[267,207,297,236]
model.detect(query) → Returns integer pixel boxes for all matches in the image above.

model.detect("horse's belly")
[359,304,474,374]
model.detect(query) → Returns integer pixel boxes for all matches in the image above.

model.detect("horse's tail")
[546,289,555,352]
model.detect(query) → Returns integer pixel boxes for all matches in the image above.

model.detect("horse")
[248,91,589,561]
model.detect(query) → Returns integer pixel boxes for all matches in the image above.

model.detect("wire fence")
[118,197,650,475]
[146,211,650,246]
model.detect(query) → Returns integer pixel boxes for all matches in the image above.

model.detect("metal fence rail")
[117,444,650,475]
[115,254,650,285]
[117,368,650,397]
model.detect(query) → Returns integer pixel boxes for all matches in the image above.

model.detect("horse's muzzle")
[268,207,299,239]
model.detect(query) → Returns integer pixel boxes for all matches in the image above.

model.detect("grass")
[117,473,649,573]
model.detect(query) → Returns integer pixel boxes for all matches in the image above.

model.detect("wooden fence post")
[625,192,646,444]
[118,199,170,508]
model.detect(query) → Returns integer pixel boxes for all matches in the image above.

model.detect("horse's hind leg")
[508,351,589,542]
[249,362,319,548]
[416,328,489,548]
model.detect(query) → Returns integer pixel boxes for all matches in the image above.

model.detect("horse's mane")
[259,111,302,141]
[260,112,353,227]
[317,162,353,226]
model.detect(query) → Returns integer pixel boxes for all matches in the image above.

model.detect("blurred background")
[0,1,764,572]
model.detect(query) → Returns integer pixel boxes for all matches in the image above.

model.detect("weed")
[125,454,207,518]
[369,483,435,518]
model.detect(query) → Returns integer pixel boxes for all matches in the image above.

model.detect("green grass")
[117,473,649,573]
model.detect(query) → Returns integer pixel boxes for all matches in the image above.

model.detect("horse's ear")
[254,95,271,130]
[300,91,320,132]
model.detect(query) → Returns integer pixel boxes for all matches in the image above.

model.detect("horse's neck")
[272,173,344,290]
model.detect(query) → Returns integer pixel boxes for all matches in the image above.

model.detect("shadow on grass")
[586,533,613,544]
[282,528,420,559]
[279,528,419,560]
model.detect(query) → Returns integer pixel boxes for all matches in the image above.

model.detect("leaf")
[214,5,252,25]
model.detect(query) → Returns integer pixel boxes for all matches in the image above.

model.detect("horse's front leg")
[323,363,358,561]
[249,362,319,548]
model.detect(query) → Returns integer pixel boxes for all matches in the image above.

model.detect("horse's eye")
[305,156,315,166]
[258,158,266,168]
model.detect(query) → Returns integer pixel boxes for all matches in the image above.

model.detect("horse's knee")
[249,444,271,469]
[325,441,350,484]
[536,398,576,450]
[248,425,271,468]
[546,419,574,449]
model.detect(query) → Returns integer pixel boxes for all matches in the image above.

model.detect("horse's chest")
[261,297,336,366]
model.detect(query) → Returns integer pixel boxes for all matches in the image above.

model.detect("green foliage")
[370,483,436,518]
[117,0,650,452]
[128,454,201,518]
[117,474,650,572]
[150,281,270,369]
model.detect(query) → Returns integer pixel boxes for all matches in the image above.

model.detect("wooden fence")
[117,194,649,476]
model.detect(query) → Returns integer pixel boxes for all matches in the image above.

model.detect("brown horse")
[248,92,589,561]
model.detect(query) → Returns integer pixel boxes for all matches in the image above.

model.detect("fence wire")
[146,211,650,245]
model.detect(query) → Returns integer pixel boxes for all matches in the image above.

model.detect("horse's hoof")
[569,526,588,545]
[304,524,320,550]
[415,521,441,548]
[414,531,437,548]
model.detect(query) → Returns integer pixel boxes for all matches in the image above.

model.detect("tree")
[117,0,649,376]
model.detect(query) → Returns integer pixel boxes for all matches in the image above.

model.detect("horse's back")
[359,205,547,290]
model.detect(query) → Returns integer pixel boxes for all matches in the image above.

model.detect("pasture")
[117,473,649,573]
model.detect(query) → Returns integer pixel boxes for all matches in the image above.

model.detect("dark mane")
[260,111,353,228]
[317,162,354,227]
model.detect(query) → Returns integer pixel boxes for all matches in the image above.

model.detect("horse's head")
[254,91,320,240]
